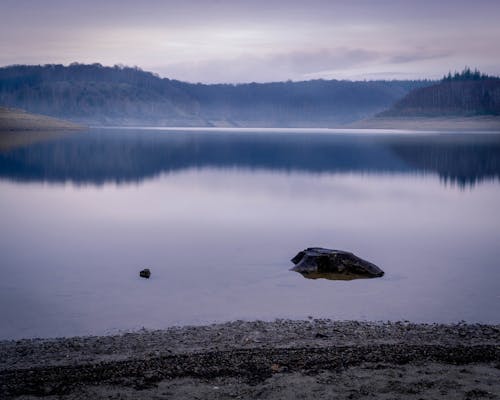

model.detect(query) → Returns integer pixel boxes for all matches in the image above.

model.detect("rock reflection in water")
[295,271,378,281]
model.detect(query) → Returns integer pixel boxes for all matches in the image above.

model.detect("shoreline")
[2,320,499,399]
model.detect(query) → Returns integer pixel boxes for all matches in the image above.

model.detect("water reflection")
[1,129,500,338]
[293,272,377,281]
[0,128,499,187]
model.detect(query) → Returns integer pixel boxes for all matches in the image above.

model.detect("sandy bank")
[1,320,499,399]
[0,107,84,132]
[0,107,85,151]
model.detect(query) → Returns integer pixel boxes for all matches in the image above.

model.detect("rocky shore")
[1,320,499,399]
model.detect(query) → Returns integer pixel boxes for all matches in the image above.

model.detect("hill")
[0,64,431,127]
[380,68,500,117]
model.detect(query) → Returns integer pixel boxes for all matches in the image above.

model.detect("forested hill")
[0,63,431,127]
[380,69,500,117]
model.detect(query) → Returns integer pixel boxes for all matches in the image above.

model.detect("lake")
[1,128,499,339]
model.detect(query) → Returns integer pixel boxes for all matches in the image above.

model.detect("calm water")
[1,128,500,339]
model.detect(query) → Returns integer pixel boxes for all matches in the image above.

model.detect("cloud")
[389,49,453,64]
[155,46,457,83]
[157,47,384,83]
[271,48,382,74]
[1,0,499,82]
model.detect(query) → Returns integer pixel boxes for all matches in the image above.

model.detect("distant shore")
[2,106,500,134]
[349,115,500,131]
[1,320,499,399]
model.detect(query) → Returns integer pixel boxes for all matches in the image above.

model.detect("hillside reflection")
[0,129,499,187]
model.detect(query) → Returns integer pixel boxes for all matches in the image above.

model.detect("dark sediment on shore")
[1,320,499,399]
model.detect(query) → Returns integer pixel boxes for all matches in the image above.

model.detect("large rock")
[291,247,384,280]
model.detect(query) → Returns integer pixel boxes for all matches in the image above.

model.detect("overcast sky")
[1,0,499,83]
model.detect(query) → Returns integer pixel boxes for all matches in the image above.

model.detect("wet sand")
[1,320,499,399]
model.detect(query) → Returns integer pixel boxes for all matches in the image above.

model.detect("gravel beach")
[1,320,499,399]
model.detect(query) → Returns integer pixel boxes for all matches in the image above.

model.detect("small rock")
[139,268,151,278]
[271,363,281,373]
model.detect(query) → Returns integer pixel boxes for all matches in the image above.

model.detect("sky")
[1,0,499,83]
